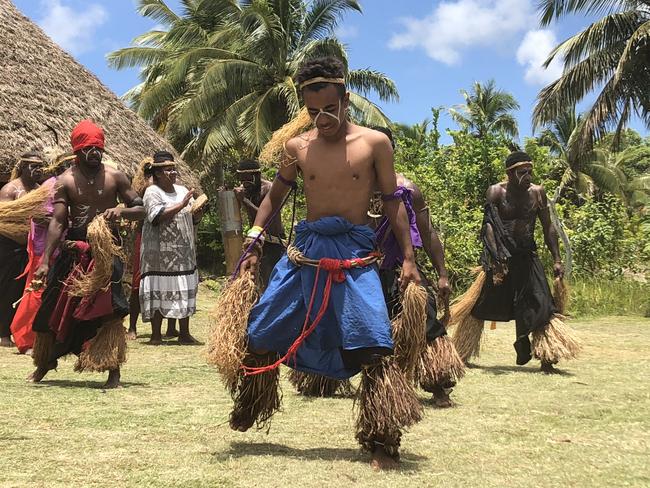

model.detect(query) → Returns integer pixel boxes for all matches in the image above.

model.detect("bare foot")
[178,334,201,345]
[370,446,400,471]
[229,409,255,432]
[146,338,163,346]
[27,360,57,383]
[164,329,179,338]
[431,385,454,408]
[103,369,121,389]
[541,361,561,374]
[0,337,14,347]
[25,348,33,356]
[126,329,137,340]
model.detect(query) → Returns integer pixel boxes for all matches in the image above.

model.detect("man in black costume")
[451,151,579,372]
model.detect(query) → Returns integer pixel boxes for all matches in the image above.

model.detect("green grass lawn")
[1,285,649,487]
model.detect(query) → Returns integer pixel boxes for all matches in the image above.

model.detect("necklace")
[78,165,101,186]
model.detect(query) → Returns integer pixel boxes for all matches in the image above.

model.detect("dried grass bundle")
[67,216,125,297]
[259,107,312,166]
[206,272,259,392]
[131,157,152,197]
[287,370,353,397]
[355,358,423,457]
[9,164,20,181]
[416,335,465,390]
[191,194,208,214]
[32,332,54,368]
[532,314,581,364]
[391,283,428,378]
[74,317,127,372]
[43,150,75,176]
[230,353,282,432]
[0,183,53,242]
[447,268,486,328]
[452,315,485,362]
[553,277,569,315]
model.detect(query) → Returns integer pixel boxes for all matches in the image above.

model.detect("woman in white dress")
[139,151,203,344]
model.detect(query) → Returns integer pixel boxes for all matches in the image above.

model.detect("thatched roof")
[0,0,201,189]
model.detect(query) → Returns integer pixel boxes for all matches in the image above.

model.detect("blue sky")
[12,0,647,141]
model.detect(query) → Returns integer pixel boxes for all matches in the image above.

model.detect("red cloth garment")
[48,241,99,342]
[70,120,105,152]
[10,236,39,354]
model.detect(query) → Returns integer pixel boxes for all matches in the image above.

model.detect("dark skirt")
[259,241,285,291]
[0,235,28,336]
[472,251,555,363]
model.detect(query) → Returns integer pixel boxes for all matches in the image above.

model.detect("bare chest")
[298,141,375,191]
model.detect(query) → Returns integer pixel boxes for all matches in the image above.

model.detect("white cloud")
[516,29,564,85]
[388,0,534,65]
[38,0,108,55]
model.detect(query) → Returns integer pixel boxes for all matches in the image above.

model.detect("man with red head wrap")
[28,120,145,389]
[70,119,105,153]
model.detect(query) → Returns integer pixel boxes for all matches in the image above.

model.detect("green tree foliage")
[109,0,397,168]
[392,110,649,290]
[448,80,520,141]
[533,0,650,149]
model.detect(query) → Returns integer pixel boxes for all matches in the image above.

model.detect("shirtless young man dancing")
[228,57,420,470]
[29,120,144,388]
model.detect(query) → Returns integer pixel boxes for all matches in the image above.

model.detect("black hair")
[370,126,395,149]
[505,151,532,169]
[237,159,261,172]
[296,56,346,98]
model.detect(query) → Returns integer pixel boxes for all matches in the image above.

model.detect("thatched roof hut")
[0,0,200,189]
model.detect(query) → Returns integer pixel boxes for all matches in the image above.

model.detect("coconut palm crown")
[533,0,650,148]
[108,0,399,164]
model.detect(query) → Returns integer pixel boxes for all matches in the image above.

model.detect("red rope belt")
[242,251,380,376]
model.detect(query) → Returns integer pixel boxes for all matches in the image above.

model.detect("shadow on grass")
[214,441,426,471]
[34,379,149,389]
[469,363,575,377]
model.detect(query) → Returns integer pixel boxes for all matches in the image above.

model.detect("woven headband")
[20,157,44,164]
[236,168,261,174]
[508,161,533,171]
[299,77,346,89]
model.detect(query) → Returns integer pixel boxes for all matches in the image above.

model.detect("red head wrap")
[70,120,105,153]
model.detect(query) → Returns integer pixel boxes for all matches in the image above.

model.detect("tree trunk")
[218,189,243,275]
[549,187,572,279]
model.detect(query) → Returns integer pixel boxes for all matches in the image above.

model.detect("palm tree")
[589,145,650,208]
[108,0,398,167]
[539,106,647,199]
[533,0,650,149]
[393,119,431,146]
[448,80,520,140]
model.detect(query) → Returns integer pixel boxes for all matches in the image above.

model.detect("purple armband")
[381,187,407,201]
[275,172,297,189]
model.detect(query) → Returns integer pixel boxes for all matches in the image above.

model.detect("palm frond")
[538,0,637,27]
[347,92,391,127]
[107,47,170,70]
[347,69,399,102]
[137,0,180,25]
[301,0,362,43]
